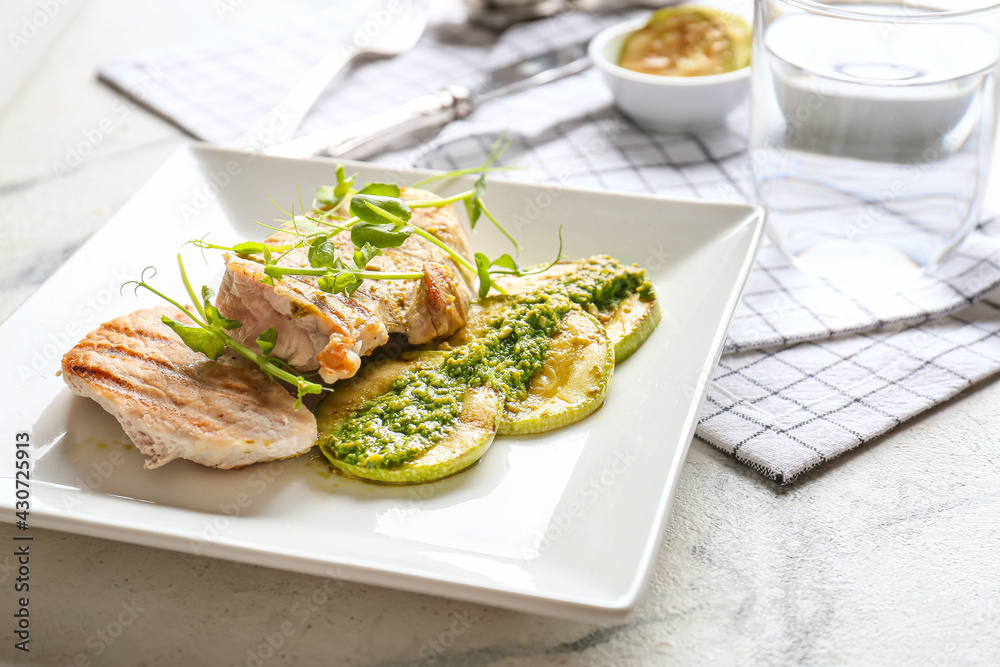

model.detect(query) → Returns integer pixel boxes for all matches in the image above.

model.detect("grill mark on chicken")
[62,307,317,469]
[74,341,195,387]
[79,343,170,366]
[100,320,177,346]
[65,363,138,394]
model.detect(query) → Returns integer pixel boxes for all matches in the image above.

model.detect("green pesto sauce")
[556,256,656,310]
[442,257,654,399]
[327,257,653,469]
[331,369,465,467]
[443,292,567,400]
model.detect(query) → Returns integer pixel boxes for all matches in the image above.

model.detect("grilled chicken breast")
[61,307,317,469]
[216,188,473,384]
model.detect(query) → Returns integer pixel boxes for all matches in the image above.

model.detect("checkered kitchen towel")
[99,5,1000,483]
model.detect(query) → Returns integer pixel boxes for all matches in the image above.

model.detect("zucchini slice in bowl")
[315,354,503,484]
[499,307,615,435]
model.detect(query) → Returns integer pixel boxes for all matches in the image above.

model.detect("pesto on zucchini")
[318,256,654,475]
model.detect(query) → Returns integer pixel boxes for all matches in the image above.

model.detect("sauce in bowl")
[619,5,751,77]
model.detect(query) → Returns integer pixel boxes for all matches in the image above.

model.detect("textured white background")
[1,0,998,665]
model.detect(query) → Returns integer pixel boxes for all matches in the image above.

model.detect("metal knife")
[262,41,590,161]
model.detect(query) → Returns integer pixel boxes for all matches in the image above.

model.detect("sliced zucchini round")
[493,259,661,363]
[315,354,503,484]
[499,308,615,435]
[599,293,662,363]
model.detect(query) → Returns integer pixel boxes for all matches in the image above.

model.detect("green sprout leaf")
[231,241,270,255]
[204,304,242,331]
[201,286,241,330]
[410,133,519,188]
[256,327,278,356]
[350,194,412,226]
[474,252,493,299]
[314,185,339,207]
[161,316,226,361]
[318,271,362,297]
[334,165,355,197]
[350,221,414,249]
[292,380,323,409]
[353,242,382,269]
[358,183,401,197]
[129,259,330,411]
[491,253,520,273]
[464,174,488,228]
[308,238,341,269]
[315,165,356,210]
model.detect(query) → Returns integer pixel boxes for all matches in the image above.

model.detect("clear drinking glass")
[750,0,1000,284]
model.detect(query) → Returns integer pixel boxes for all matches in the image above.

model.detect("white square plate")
[0,144,763,622]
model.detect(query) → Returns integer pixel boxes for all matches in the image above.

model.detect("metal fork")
[236,0,428,151]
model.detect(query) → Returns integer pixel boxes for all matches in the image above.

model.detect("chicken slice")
[216,187,473,384]
[61,307,317,469]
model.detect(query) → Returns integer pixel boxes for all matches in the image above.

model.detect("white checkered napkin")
[97,8,1000,482]
[726,219,1000,353]
[98,5,368,143]
[98,7,635,144]
[699,293,1000,483]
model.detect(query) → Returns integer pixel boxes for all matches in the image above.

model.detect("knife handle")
[265,85,474,161]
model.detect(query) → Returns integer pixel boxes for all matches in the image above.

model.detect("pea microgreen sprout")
[409,133,518,188]
[473,226,565,298]
[313,164,356,215]
[124,256,325,408]
[409,136,524,250]
[263,238,425,298]
[347,191,493,289]
[191,146,553,300]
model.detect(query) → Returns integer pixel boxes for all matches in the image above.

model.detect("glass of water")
[750,0,1000,284]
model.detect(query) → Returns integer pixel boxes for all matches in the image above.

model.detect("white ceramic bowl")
[588,17,751,134]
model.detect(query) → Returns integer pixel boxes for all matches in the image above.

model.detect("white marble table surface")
[2,1,999,665]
